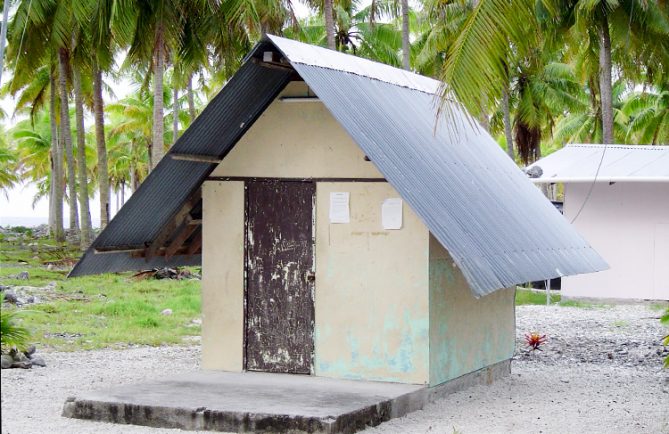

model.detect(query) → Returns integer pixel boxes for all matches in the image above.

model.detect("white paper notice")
[382,198,403,230]
[329,192,350,223]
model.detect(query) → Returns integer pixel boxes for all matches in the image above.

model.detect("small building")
[71,37,605,387]
[529,144,669,300]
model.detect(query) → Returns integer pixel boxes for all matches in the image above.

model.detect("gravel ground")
[2,303,668,434]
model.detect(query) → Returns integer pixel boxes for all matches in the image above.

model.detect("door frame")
[242,179,317,372]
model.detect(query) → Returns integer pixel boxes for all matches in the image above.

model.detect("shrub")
[0,294,31,353]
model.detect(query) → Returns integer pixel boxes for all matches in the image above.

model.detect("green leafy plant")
[0,294,31,353]
[661,308,669,369]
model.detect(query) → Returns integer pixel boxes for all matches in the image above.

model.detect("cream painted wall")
[201,181,245,370]
[211,82,382,179]
[563,182,669,300]
[314,182,430,384]
[428,236,515,386]
[200,85,514,386]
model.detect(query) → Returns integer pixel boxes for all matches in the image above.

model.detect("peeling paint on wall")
[428,235,515,386]
[314,182,430,385]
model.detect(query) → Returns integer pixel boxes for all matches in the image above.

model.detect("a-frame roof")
[70,36,607,297]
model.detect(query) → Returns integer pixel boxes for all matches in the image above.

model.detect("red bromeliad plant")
[525,332,547,351]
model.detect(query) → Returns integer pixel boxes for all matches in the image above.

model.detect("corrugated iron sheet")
[69,59,292,277]
[269,36,607,296]
[71,35,607,297]
[529,144,669,183]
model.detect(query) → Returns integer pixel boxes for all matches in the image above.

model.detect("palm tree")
[399,0,410,70]
[623,86,669,145]
[71,50,93,246]
[552,80,629,146]
[11,113,53,207]
[125,0,185,171]
[435,0,669,146]
[0,128,18,198]
[57,47,79,231]
[324,0,336,48]
[106,91,154,169]
[6,0,65,240]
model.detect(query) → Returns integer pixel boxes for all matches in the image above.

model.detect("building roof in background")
[529,144,669,183]
[70,35,607,297]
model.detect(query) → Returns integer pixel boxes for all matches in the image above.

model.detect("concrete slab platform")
[63,360,511,433]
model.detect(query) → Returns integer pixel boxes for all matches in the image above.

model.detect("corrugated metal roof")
[71,35,607,297]
[529,144,669,183]
[69,59,293,277]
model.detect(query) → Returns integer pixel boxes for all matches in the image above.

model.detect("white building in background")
[530,144,669,301]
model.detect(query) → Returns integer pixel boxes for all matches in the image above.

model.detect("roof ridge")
[567,144,669,151]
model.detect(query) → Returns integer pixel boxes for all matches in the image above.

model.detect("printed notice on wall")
[329,192,350,223]
[382,198,403,230]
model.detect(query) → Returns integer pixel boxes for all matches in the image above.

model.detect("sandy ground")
[2,304,668,434]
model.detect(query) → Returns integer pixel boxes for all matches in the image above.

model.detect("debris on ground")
[131,267,201,281]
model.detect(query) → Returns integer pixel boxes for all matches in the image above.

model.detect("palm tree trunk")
[0,0,10,87]
[58,47,79,232]
[598,14,613,144]
[173,84,179,145]
[152,25,165,170]
[324,0,335,49]
[130,162,136,193]
[93,63,110,229]
[73,64,92,247]
[400,0,410,70]
[502,86,514,161]
[187,73,196,121]
[49,73,64,242]
[120,181,125,205]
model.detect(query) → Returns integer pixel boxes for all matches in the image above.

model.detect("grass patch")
[515,288,560,305]
[559,299,607,308]
[649,302,669,312]
[515,288,610,308]
[0,237,202,351]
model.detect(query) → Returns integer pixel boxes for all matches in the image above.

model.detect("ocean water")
[0,215,102,228]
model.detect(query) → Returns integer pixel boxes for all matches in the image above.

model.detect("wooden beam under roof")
[144,188,202,261]
[164,217,200,261]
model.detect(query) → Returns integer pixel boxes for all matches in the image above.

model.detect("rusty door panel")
[245,181,315,374]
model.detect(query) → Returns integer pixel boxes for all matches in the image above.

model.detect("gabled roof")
[70,35,607,297]
[529,144,669,183]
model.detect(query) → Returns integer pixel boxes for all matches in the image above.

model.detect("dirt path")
[1,304,668,434]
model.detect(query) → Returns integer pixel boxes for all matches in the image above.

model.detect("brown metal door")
[245,180,315,374]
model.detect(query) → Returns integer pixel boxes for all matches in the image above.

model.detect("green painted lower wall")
[428,235,516,386]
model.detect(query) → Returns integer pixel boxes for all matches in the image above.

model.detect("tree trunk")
[152,25,165,170]
[120,181,125,205]
[502,86,514,161]
[49,73,64,241]
[0,0,10,87]
[598,14,613,144]
[187,73,196,122]
[130,161,137,193]
[58,47,79,232]
[324,0,335,49]
[400,0,410,70]
[173,84,179,145]
[93,63,110,229]
[73,64,92,247]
